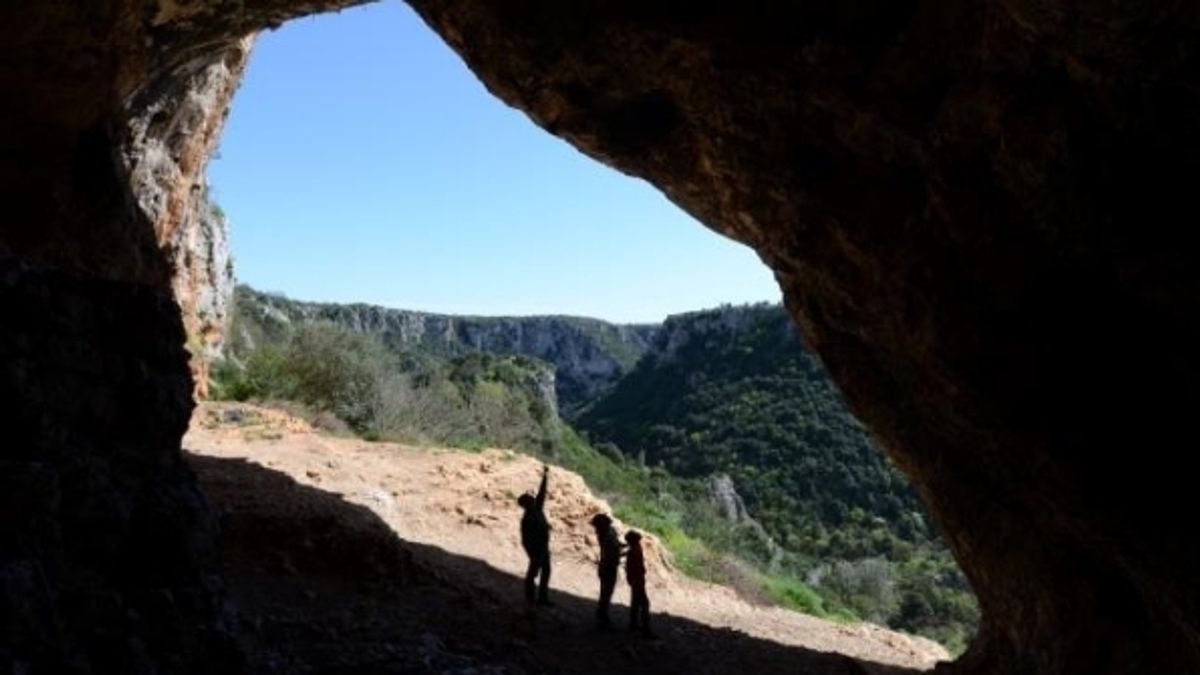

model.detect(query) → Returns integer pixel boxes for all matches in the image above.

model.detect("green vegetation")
[215,321,558,451]
[761,575,839,620]
[557,428,869,624]
[577,304,979,652]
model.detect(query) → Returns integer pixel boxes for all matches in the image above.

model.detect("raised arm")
[535,465,549,510]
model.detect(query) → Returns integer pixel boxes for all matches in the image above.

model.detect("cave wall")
[0,266,237,673]
[123,37,252,397]
[2,1,1199,674]
[0,9,253,672]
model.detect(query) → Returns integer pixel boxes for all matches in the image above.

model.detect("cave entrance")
[179,1,976,666]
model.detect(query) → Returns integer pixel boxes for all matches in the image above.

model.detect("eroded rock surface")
[2,1,1199,674]
[123,37,250,397]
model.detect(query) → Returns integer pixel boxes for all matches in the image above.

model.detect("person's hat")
[624,530,642,543]
[590,513,612,527]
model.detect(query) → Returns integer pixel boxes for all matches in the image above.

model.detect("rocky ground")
[185,402,948,674]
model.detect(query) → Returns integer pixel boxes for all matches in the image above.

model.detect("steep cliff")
[122,37,250,397]
[230,285,657,412]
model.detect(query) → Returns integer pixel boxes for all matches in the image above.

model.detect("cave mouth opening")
[11,1,1200,673]
[153,1,979,662]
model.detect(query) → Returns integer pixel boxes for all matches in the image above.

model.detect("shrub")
[280,322,393,430]
[761,575,831,618]
[809,557,897,624]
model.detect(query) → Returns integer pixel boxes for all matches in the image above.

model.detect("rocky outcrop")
[123,38,250,397]
[526,359,560,423]
[707,473,781,564]
[3,2,1200,674]
[234,286,657,411]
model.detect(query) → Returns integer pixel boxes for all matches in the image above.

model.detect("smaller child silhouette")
[624,530,654,637]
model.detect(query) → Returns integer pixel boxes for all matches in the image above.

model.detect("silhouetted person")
[590,513,624,629]
[518,465,552,606]
[624,530,654,636]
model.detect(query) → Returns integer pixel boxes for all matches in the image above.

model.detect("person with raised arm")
[518,465,553,606]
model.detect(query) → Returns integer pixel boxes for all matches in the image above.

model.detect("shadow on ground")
[188,453,926,675]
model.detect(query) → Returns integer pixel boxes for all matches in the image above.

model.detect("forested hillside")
[578,304,915,555]
[578,304,978,649]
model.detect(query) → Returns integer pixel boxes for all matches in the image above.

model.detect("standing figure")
[518,465,552,606]
[590,513,624,629]
[624,530,653,636]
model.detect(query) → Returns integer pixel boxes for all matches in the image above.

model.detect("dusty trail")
[185,402,948,674]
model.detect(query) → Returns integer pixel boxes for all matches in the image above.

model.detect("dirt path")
[185,402,948,674]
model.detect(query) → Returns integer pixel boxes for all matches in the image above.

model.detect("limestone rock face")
[234,286,657,412]
[183,196,236,394]
[2,1,1200,674]
[707,473,780,563]
[123,38,250,397]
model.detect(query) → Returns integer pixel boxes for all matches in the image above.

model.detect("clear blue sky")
[209,1,780,323]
